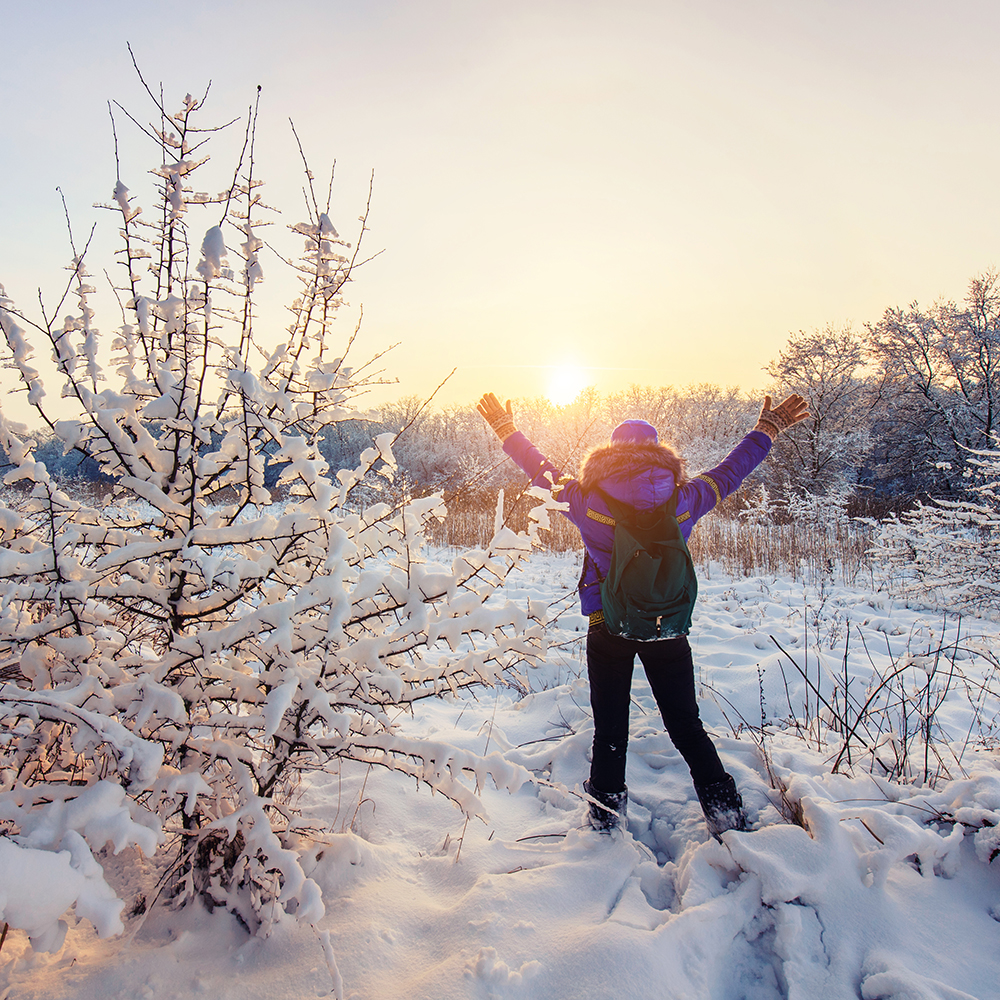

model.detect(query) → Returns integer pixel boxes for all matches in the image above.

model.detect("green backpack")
[596,490,698,640]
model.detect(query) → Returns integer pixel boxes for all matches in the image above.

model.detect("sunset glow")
[546,366,590,406]
[3,1,1000,416]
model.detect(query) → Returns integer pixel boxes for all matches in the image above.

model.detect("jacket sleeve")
[501,432,602,613]
[676,430,772,529]
[501,430,590,524]
[502,430,569,494]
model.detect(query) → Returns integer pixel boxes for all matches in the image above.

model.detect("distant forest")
[6,269,1000,518]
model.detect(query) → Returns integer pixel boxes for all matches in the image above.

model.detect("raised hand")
[477,393,517,442]
[754,393,810,440]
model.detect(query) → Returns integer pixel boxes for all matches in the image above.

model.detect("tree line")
[14,269,1000,520]
[369,271,1000,518]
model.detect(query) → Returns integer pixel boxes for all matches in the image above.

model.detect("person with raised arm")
[477,391,809,839]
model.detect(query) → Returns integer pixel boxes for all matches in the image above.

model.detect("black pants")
[586,623,728,794]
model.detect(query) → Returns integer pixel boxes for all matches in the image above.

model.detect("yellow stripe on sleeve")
[694,473,722,504]
[586,508,616,526]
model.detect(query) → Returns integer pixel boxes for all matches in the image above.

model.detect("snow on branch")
[0,77,546,947]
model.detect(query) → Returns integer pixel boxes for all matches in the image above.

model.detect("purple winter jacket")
[503,429,773,615]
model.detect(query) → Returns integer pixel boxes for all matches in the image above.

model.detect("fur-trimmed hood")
[579,440,685,510]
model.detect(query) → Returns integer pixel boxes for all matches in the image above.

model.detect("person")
[477,390,809,839]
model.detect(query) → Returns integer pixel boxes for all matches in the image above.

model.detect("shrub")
[0,78,546,947]
[872,445,1000,613]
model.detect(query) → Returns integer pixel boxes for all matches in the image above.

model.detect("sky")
[2,0,1000,418]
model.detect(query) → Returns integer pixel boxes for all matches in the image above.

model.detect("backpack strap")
[585,488,680,589]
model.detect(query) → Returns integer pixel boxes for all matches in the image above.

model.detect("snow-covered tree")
[871,442,1000,613]
[765,324,875,497]
[0,81,546,948]
[867,273,1000,497]
[605,382,758,471]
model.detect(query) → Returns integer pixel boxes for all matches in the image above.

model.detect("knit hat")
[610,419,658,445]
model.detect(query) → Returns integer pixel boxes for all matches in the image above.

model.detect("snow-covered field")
[3,552,1000,1000]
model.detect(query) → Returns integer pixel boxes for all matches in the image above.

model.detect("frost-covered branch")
[0,75,547,949]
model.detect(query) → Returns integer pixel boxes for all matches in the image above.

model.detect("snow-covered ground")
[3,552,1000,1000]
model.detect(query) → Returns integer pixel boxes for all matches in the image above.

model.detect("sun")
[546,365,589,406]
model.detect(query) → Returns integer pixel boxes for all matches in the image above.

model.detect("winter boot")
[583,779,628,832]
[695,774,748,841]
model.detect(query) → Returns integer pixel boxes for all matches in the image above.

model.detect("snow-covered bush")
[739,484,856,531]
[739,484,781,526]
[872,444,1000,613]
[782,486,853,528]
[0,83,546,946]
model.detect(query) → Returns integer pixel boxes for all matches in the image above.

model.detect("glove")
[754,393,809,440]
[477,392,516,442]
